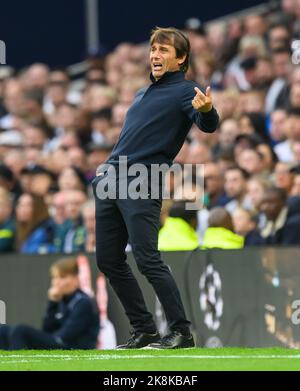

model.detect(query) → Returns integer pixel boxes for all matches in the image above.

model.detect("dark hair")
[208,207,234,231]
[150,27,191,73]
[67,166,87,192]
[0,164,14,182]
[50,257,79,277]
[266,186,287,202]
[287,107,300,117]
[16,193,50,250]
[239,112,270,143]
[271,46,292,56]
[226,165,250,180]
[91,108,112,121]
[168,200,197,225]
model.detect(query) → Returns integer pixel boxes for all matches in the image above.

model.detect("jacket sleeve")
[0,228,14,252]
[42,301,61,332]
[280,221,300,245]
[52,298,98,344]
[181,82,219,133]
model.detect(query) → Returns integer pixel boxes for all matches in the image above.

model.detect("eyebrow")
[151,44,170,50]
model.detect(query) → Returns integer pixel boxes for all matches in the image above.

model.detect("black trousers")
[0,324,64,350]
[93,171,191,334]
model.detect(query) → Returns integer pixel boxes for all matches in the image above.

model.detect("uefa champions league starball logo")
[199,263,223,331]
[291,40,300,65]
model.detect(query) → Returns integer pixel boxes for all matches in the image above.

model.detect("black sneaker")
[117,331,160,349]
[148,330,195,349]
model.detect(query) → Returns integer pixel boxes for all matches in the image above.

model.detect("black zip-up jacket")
[108,71,219,166]
[42,289,99,349]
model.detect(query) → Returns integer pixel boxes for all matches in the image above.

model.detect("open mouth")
[153,63,163,71]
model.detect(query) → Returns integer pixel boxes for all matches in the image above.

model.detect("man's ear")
[178,54,187,66]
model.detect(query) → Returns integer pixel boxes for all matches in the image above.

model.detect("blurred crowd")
[1,0,300,253]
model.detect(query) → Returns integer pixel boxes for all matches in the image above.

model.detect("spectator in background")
[238,112,269,142]
[86,142,114,175]
[0,257,99,349]
[90,108,112,144]
[188,142,212,164]
[265,47,292,114]
[58,166,87,193]
[23,124,50,150]
[48,191,67,226]
[3,149,27,180]
[202,207,244,249]
[67,147,88,173]
[290,164,300,196]
[0,163,19,201]
[267,23,291,51]
[20,165,56,196]
[158,201,199,251]
[274,161,294,195]
[237,148,264,176]
[21,63,49,92]
[15,193,55,253]
[256,143,278,173]
[82,200,96,253]
[260,186,300,244]
[233,133,261,162]
[232,208,264,245]
[247,175,271,227]
[0,79,25,130]
[224,166,252,214]
[274,109,300,162]
[214,118,239,158]
[292,140,300,163]
[54,190,87,253]
[203,162,229,209]
[0,188,15,252]
[268,109,288,144]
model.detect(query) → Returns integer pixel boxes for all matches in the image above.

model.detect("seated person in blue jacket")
[15,193,55,254]
[0,257,99,350]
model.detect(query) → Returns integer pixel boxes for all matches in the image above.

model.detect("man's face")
[64,191,86,221]
[204,164,223,196]
[51,269,79,296]
[150,41,185,80]
[260,192,284,221]
[224,170,246,199]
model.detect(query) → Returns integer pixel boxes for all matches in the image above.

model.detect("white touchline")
[1,354,300,362]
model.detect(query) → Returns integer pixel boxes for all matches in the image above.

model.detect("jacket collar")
[150,70,185,84]
[63,288,82,303]
[261,207,288,238]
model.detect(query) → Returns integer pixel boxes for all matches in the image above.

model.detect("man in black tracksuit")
[93,27,219,349]
[0,258,99,350]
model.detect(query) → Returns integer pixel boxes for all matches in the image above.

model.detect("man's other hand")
[192,86,213,113]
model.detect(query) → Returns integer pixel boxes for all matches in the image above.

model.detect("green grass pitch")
[1,348,300,371]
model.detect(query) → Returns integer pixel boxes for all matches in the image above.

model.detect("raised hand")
[192,86,213,113]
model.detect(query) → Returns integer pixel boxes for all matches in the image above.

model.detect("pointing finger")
[205,86,211,97]
[194,87,204,97]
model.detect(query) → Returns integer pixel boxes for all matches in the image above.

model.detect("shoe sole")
[143,345,195,350]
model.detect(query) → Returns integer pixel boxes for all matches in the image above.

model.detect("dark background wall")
[1,248,300,347]
[0,0,265,68]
